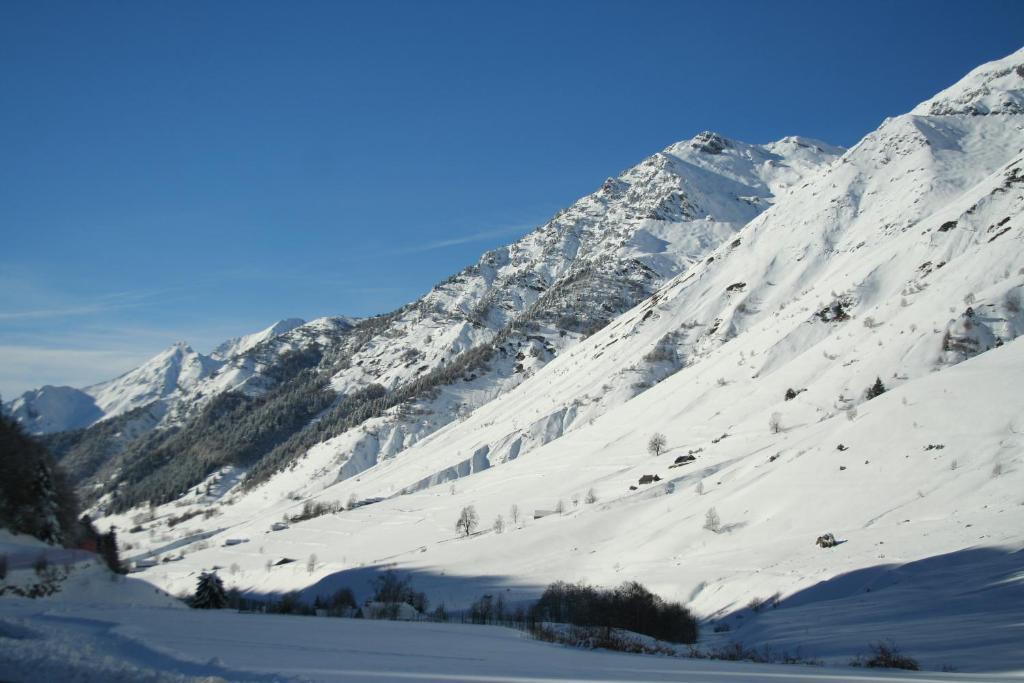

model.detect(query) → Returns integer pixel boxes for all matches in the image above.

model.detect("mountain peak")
[687,130,731,154]
[766,135,845,156]
[912,45,1024,116]
[209,318,307,361]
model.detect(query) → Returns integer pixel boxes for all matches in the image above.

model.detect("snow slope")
[92,47,1024,672]
[5,535,1000,682]
[3,604,1018,682]
[20,128,839,508]
[0,524,1015,683]
[86,342,224,419]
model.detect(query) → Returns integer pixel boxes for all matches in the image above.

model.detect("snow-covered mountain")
[21,128,839,509]
[87,342,223,417]
[5,342,221,435]
[88,47,1024,671]
[3,385,104,435]
[209,318,307,360]
[3,318,319,435]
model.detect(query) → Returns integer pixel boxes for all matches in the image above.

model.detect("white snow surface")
[913,46,1024,116]
[85,342,224,419]
[1,533,1018,682]
[87,47,1024,673]
[210,319,308,361]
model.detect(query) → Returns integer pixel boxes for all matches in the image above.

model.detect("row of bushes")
[530,580,698,644]
[289,499,344,523]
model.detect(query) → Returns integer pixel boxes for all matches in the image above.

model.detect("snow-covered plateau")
[4,47,1024,681]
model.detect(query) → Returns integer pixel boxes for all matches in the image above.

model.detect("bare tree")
[648,433,667,457]
[493,514,505,534]
[307,553,317,573]
[769,412,782,434]
[555,499,566,515]
[695,481,704,496]
[456,505,479,537]
[509,504,520,526]
[704,507,721,533]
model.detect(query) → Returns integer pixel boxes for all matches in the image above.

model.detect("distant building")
[131,557,158,571]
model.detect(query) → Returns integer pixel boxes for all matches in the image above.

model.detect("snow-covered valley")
[3,44,1024,681]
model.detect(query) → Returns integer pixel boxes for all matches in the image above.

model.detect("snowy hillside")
[269,132,843,494]
[22,128,839,512]
[91,47,1024,672]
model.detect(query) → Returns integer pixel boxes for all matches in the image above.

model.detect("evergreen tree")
[98,529,125,574]
[0,414,79,545]
[866,377,886,400]
[193,571,228,609]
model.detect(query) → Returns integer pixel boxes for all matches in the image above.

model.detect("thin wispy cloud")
[393,223,537,254]
[0,304,123,321]
[0,215,546,397]
[0,281,186,321]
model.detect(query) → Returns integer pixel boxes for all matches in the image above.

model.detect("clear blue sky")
[1,0,1022,398]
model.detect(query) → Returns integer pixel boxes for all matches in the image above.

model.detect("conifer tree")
[866,377,886,400]
[193,571,228,609]
[98,529,125,574]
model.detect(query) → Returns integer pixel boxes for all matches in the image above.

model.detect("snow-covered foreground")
[3,600,1020,683]
[2,533,1021,681]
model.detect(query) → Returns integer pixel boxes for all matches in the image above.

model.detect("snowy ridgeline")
[4,46,1024,678]
[7,126,843,513]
